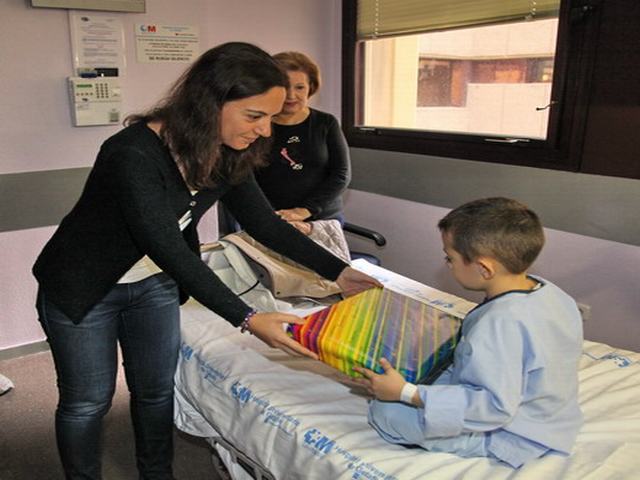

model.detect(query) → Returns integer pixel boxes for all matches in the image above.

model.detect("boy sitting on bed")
[354,197,583,468]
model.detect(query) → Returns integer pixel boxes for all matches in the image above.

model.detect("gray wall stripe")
[2,154,638,246]
[0,168,90,232]
[0,341,49,362]
[350,148,640,246]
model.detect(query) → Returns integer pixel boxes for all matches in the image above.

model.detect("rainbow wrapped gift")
[288,287,462,383]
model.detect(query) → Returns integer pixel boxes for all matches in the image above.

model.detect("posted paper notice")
[135,24,199,63]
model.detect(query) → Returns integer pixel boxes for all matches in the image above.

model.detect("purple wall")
[0,0,342,352]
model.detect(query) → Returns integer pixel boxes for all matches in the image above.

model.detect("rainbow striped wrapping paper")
[288,287,462,383]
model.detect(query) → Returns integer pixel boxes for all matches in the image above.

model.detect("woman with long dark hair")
[33,42,378,479]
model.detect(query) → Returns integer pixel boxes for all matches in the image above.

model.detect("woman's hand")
[353,358,409,402]
[336,266,382,297]
[246,312,318,360]
[276,207,312,222]
[288,220,313,235]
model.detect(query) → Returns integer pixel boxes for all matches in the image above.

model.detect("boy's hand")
[353,358,406,401]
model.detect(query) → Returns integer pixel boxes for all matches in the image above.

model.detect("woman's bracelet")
[400,382,418,404]
[240,309,258,334]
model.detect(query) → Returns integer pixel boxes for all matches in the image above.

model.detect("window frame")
[341,0,601,173]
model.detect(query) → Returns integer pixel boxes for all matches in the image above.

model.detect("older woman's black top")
[32,122,348,325]
[255,109,351,220]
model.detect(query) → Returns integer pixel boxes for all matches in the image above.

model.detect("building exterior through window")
[361,18,558,139]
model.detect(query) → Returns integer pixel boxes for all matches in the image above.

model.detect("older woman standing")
[255,51,351,235]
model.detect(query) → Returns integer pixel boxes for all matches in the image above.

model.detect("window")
[342,0,606,173]
[362,17,558,139]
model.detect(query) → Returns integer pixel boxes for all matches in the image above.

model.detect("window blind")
[357,0,561,39]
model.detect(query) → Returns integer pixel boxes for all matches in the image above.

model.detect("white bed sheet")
[174,263,640,480]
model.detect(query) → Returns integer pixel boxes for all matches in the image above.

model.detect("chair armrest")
[343,222,387,247]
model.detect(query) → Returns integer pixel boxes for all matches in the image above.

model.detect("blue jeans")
[37,273,180,480]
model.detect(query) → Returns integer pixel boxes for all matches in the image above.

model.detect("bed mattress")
[174,262,640,479]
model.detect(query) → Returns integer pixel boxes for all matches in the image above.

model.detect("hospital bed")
[174,251,640,480]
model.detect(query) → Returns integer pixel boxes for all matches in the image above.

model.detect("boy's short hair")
[438,197,545,274]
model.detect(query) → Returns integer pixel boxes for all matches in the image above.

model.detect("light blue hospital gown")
[368,276,584,468]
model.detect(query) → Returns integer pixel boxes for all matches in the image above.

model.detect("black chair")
[343,222,386,266]
[217,205,387,265]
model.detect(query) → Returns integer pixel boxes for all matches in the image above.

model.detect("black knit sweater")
[32,122,348,325]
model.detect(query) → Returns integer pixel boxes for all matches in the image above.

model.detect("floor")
[0,350,222,480]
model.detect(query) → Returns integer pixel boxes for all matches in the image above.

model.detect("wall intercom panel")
[68,76,122,127]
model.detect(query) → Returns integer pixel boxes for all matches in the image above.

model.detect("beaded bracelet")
[240,309,258,334]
